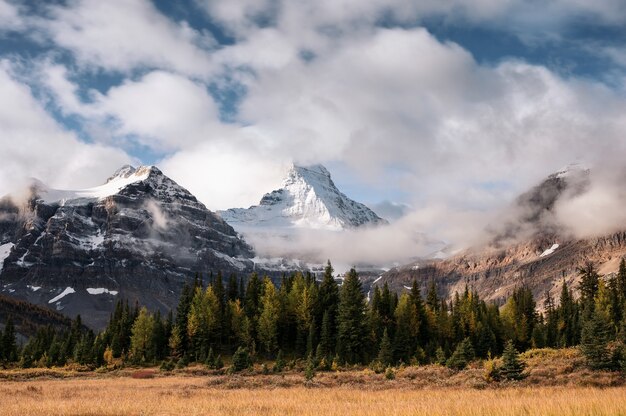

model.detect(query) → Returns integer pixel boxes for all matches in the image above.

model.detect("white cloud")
[42,0,216,77]
[0,61,132,194]
[0,0,23,32]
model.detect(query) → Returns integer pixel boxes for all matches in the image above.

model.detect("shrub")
[384,366,395,380]
[160,359,175,372]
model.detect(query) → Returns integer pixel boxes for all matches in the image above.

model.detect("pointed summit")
[219,164,387,231]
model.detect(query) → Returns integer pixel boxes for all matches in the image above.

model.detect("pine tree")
[318,310,332,359]
[187,286,220,361]
[318,261,339,345]
[618,258,626,303]
[130,307,155,363]
[580,308,612,370]
[393,293,418,363]
[257,278,279,355]
[446,338,474,370]
[579,262,600,308]
[228,299,251,350]
[500,340,525,380]
[231,346,251,372]
[426,280,440,312]
[377,328,393,366]
[336,268,367,364]
[1,316,18,362]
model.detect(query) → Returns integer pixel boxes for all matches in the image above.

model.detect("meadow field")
[1,349,625,415]
[1,376,626,416]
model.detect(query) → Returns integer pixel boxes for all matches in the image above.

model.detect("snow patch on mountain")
[0,243,14,272]
[86,288,118,296]
[540,244,559,257]
[48,287,75,304]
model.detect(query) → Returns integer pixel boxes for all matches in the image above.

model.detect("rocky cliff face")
[380,165,624,309]
[0,166,255,328]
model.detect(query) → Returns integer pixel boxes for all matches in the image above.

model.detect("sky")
[1,0,626,259]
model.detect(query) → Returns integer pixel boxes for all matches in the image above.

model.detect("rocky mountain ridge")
[0,165,256,328]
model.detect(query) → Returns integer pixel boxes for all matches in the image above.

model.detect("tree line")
[2,259,626,372]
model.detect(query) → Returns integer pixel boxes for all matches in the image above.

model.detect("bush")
[384,366,395,380]
[483,358,500,382]
[160,359,175,371]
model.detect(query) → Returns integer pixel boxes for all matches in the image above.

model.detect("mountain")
[219,164,387,232]
[378,164,625,309]
[0,165,255,329]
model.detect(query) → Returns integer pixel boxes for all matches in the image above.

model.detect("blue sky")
[1,0,625,217]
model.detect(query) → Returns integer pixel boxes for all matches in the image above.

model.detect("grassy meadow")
[1,348,625,415]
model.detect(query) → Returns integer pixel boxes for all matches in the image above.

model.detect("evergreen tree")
[1,316,18,362]
[257,278,280,355]
[187,286,221,361]
[618,258,626,303]
[318,310,333,359]
[377,328,393,366]
[393,293,418,363]
[336,268,368,364]
[446,337,474,370]
[228,299,251,350]
[130,307,155,363]
[174,283,194,355]
[580,308,612,370]
[231,346,251,372]
[426,280,440,312]
[578,262,600,308]
[500,340,525,380]
[318,261,339,346]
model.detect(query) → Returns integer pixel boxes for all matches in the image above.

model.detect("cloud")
[0,0,23,32]
[2,0,626,262]
[0,61,132,194]
[40,0,217,77]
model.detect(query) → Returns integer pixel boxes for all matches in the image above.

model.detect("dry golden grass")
[1,376,626,416]
[1,348,625,415]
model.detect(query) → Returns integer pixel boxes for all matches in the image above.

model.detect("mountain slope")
[219,164,387,231]
[380,165,624,309]
[0,165,255,328]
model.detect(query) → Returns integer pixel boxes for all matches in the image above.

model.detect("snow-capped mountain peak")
[219,163,387,231]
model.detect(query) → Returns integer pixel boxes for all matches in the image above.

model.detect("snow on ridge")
[36,165,154,204]
[27,285,41,291]
[48,287,75,303]
[0,242,14,272]
[372,275,383,284]
[540,244,559,257]
[86,288,118,296]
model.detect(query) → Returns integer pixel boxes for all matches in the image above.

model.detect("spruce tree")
[446,338,474,370]
[377,328,393,367]
[578,262,600,307]
[130,307,155,363]
[231,346,251,372]
[500,340,525,380]
[393,293,418,363]
[580,308,612,370]
[1,316,17,362]
[257,278,279,355]
[336,268,367,364]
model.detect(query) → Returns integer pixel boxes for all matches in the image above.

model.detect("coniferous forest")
[2,259,626,375]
